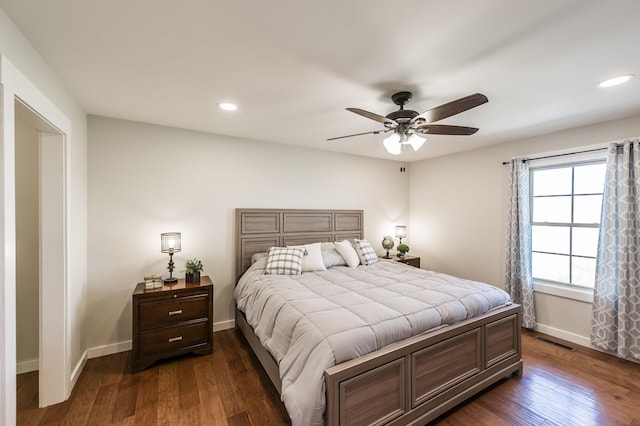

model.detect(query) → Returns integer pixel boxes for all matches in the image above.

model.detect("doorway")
[15,104,41,378]
[11,97,68,417]
[1,55,72,424]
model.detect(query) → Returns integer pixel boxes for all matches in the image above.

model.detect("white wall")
[86,115,409,352]
[409,113,640,346]
[15,117,39,372]
[0,6,87,422]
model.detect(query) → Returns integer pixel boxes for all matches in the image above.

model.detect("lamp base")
[383,250,391,259]
[163,277,178,284]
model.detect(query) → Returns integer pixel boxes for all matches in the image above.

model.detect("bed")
[234,208,522,425]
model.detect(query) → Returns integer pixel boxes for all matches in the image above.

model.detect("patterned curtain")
[591,139,640,362]
[505,157,536,328]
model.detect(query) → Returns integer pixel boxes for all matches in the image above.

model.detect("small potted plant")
[185,258,203,283]
[397,243,410,258]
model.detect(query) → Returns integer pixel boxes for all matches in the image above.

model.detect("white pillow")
[353,239,379,265]
[322,247,347,268]
[250,252,268,264]
[334,240,360,268]
[264,247,305,275]
[288,242,326,272]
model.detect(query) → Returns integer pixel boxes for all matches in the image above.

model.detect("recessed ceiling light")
[219,102,238,111]
[598,74,635,88]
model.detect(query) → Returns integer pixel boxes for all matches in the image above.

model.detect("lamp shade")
[395,226,407,239]
[161,232,181,253]
[407,134,426,151]
[383,133,402,155]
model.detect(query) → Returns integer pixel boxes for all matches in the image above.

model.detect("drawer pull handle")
[168,310,183,316]
[168,336,183,343]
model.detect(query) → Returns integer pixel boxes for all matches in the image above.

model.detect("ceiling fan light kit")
[383,132,426,155]
[329,91,488,155]
[407,134,426,151]
[383,133,402,155]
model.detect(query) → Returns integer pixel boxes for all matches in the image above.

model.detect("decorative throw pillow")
[264,247,305,275]
[334,240,360,268]
[353,239,379,265]
[288,242,327,272]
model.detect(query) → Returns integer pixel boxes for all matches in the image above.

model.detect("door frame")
[1,55,71,423]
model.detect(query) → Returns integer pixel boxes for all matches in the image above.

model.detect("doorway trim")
[1,55,72,423]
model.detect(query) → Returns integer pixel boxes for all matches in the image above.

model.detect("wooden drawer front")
[486,314,519,367]
[411,328,482,407]
[339,358,405,426]
[139,295,209,330]
[398,257,420,268]
[138,321,209,359]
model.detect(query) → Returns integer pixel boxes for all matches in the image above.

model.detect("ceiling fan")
[328,92,488,155]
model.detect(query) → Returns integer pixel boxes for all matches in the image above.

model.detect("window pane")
[572,227,599,257]
[574,195,603,224]
[530,161,606,287]
[533,168,572,196]
[532,225,570,254]
[574,163,606,194]
[572,257,596,287]
[533,196,571,223]
[532,252,570,283]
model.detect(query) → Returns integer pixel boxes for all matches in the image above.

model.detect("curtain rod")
[501,147,608,165]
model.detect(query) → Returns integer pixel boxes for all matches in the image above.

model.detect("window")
[530,161,606,288]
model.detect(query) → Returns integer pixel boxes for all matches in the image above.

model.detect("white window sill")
[533,280,594,303]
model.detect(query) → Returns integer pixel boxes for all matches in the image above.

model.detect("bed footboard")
[324,304,522,425]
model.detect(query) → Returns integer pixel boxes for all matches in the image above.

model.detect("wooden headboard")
[235,208,364,281]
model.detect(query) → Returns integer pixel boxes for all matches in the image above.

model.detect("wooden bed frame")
[235,208,522,425]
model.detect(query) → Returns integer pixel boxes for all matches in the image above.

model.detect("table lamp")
[161,232,181,283]
[395,226,407,245]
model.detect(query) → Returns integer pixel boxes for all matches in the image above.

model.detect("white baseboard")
[86,319,236,358]
[534,323,591,348]
[16,359,39,374]
[87,340,132,359]
[533,322,631,359]
[70,351,87,390]
[214,319,235,331]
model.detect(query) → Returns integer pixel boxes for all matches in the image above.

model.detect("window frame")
[529,158,606,292]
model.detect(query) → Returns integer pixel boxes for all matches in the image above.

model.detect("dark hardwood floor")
[17,329,640,425]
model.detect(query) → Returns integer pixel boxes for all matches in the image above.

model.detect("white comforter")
[234,259,511,426]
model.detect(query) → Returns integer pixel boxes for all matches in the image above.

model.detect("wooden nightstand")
[381,255,420,268]
[131,276,213,372]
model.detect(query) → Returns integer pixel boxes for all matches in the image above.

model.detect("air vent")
[534,336,575,351]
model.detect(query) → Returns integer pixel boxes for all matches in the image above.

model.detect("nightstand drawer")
[381,255,421,268]
[397,257,420,268]
[139,294,209,330]
[138,321,209,358]
[132,276,213,372]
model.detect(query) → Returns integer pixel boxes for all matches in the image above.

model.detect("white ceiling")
[2,0,639,161]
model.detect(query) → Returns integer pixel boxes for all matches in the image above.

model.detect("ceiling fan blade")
[346,108,398,126]
[410,93,488,125]
[326,129,390,141]
[415,124,479,136]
